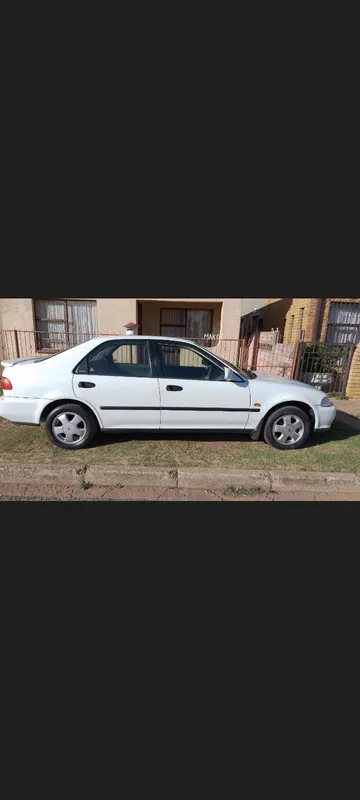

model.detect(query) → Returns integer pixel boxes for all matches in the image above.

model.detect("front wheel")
[45,404,97,449]
[264,406,311,450]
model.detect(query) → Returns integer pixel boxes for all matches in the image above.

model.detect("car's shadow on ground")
[91,430,252,448]
[302,412,360,449]
[89,413,360,450]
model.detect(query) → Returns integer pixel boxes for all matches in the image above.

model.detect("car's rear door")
[72,339,160,429]
[154,341,251,429]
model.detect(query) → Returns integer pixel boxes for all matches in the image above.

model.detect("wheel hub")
[273,414,305,446]
[52,412,87,444]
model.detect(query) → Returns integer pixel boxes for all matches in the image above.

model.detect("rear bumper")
[0,396,42,425]
[315,404,337,430]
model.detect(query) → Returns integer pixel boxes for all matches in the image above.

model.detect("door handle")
[78,382,96,388]
[166,385,183,392]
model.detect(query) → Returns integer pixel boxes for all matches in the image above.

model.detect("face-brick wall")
[263,299,292,335]
[346,344,360,399]
[265,299,318,343]
[266,299,360,345]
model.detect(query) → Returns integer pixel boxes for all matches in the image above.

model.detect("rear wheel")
[264,406,311,450]
[45,404,97,449]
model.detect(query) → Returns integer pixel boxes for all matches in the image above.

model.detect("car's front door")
[73,339,160,429]
[154,341,251,429]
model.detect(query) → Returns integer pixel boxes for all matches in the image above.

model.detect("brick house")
[0,298,251,364]
[264,298,360,346]
[0,297,245,341]
[239,298,360,398]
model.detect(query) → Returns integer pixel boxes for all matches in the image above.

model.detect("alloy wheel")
[52,412,87,444]
[272,413,305,446]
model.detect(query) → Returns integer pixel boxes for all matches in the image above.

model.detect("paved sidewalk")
[334,399,360,427]
[0,483,359,501]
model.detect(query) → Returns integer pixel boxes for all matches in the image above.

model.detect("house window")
[326,302,360,345]
[160,308,213,346]
[34,299,97,351]
[299,307,305,334]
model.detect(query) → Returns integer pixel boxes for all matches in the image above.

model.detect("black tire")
[263,405,311,450]
[45,403,98,450]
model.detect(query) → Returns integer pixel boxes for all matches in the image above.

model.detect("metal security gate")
[297,342,355,395]
[241,331,356,396]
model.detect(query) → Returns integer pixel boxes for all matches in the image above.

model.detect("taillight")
[1,377,13,390]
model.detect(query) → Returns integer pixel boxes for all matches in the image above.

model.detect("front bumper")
[315,403,337,430]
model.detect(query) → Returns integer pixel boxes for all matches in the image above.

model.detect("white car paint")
[157,376,251,429]
[246,373,332,430]
[0,336,337,441]
[73,373,161,429]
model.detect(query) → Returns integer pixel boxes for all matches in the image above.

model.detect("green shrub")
[302,342,345,373]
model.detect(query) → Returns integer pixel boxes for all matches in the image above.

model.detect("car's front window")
[158,343,225,381]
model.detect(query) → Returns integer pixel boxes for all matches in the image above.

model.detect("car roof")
[88,335,205,345]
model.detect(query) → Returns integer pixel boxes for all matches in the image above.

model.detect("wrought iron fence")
[239,331,356,394]
[189,337,242,366]
[297,341,355,395]
[1,329,97,360]
[0,329,243,369]
[0,328,356,396]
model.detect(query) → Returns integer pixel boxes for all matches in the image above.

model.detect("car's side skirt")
[101,428,252,435]
[100,406,261,413]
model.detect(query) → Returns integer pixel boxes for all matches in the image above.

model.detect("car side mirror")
[224,366,244,382]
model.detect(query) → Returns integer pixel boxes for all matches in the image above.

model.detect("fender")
[37,396,104,428]
[249,394,320,438]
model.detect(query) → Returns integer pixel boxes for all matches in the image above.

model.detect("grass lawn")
[0,415,359,472]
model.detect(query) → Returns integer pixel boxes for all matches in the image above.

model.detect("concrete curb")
[269,470,360,493]
[0,462,359,493]
[0,463,84,487]
[177,469,271,491]
[85,465,177,488]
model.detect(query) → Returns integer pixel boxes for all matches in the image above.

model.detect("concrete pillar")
[96,299,138,334]
[0,298,35,331]
[220,299,242,339]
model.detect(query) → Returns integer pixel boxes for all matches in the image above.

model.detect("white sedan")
[0,335,336,450]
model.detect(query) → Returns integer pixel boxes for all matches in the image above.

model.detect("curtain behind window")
[68,301,97,345]
[326,303,360,344]
[160,309,186,338]
[35,300,98,349]
[35,300,67,350]
[160,308,213,342]
[186,309,212,339]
